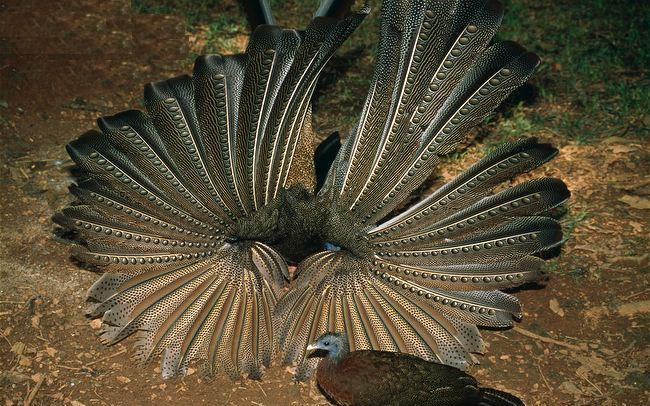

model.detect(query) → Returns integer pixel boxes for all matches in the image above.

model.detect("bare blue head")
[307,332,350,362]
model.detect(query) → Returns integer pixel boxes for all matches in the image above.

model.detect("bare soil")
[1,1,648,405]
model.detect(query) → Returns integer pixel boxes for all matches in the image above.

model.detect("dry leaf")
[611,254,649,268]
[18,355,32,367]
[629,221,644,233]
[549,298,565,317]
[0,371,30,384]
[608,144,637,154]
[11,341,26,356]
[618,300,650,316]
[584,306,608,323]
[559,381,582,395]
[70,401,86,406]
[89,318,103,330]
[45,346,58,357]
[619,195,650,209]
[116,376,131,384]
[574,355,625,380]
[31,314,41,328]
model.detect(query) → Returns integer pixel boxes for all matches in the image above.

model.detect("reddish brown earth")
[1,1,648,405]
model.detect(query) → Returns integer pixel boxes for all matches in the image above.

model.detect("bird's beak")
[306,343,318,354]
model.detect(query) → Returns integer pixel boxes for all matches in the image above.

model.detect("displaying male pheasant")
[54,0,569,381]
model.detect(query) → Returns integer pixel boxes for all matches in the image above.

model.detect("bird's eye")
[323,341,329,346]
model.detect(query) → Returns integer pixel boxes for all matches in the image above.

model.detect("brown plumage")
[309,332,523,406]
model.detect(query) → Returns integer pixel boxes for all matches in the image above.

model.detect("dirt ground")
[1,1,648,405]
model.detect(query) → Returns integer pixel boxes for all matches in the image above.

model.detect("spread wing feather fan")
[55,0,568,380]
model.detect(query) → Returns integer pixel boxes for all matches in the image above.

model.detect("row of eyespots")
[374,191,543,247]
[372,269,498,315]
[353,21,481,220]
[345,14,432,211]
[362,67,515,222]
[71,219,219,248]
[349,8,473,209]
[375,232,539,257]
[371,151,534,238]
[86,151,218,233]
[247,50,275,181]
[341,34,399,197]
[160,98,237,223]
[211,74,246,214]
[410,20,480,127]
[374,8,441,156]
[371,258,524,285]
[91,250,215,265]
[114,122,232,226]
[85,191,212,239]
[271,44,326,199]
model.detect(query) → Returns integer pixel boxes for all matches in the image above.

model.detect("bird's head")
[306,332,349,362]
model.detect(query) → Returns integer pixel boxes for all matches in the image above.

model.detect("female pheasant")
[308,332,523,405]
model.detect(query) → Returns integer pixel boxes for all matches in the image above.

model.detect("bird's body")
[54,0,569,381]
[310,333,523,406]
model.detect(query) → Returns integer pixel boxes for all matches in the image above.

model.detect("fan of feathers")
[54,0,569,381]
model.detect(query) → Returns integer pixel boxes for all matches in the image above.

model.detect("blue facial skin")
[324,242,341,251]
[308,333,347,362]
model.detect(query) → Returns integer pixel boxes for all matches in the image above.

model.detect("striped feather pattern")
[55,6,368,380]
[276,0,568,380]
[55,0,569,383]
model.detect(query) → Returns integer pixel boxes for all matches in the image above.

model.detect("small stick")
[0,301,24,304]
[577,372,604,396]
[93,387,104,400]
[623,288,650,301]
[513,327,585,352]
[256,381,267,397]
[2,333,12,347]
[23,377,43,406]
[537,361,552,392]
[55,364,82,371]
[84,348,127,367]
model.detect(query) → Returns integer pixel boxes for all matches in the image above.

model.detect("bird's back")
[317,350,486,406]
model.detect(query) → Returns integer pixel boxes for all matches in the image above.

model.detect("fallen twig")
[55,364,82,371]
[84,348,127,367]
[577,372,604,396]
[513,327,585,352]
[23,377,43,406]
[623,288,650,301]
[536,361,553,392]
[256,381,267,397]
